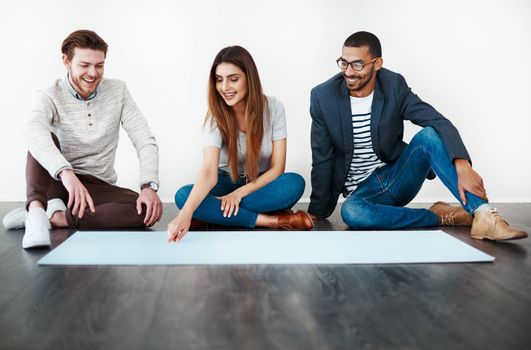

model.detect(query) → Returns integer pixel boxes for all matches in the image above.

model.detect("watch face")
[142,182,159,192]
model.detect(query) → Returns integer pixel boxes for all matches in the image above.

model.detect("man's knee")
[175,185,193,209]
[341,199,377,229]
[412,126,442,146]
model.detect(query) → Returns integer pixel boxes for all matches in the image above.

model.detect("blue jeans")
[175,171,305,228]
[341,127,487,229]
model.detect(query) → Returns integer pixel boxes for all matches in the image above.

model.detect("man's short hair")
[61,29,108,61]
[344,31,382,58]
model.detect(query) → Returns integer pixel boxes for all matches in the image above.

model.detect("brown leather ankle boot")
[276,211,314,230]
[189,218,208,231]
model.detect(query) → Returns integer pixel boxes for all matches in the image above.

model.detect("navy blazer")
[309,68,471,218]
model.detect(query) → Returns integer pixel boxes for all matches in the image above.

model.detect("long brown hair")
[205,46,267,182]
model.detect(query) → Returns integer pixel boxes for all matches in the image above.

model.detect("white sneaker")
[22,208,51,249]
[2,198,67,230]
[2,207,27,229]
[46,198,67,219]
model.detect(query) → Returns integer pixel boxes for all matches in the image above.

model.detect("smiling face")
[340,45,382,97]
[215,62,248,109]
[62,47,105,99]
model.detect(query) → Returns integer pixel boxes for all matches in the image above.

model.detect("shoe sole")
[471,233,528,241]
[22,240,51,249]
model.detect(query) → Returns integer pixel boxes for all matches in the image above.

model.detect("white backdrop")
[1,0,530,203]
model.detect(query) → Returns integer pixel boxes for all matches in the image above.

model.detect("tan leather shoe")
[429,201,473,226]
[471,209,528,241]
[277,211,314,230]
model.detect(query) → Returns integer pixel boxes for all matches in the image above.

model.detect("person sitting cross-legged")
[2,30,162,248]
[167,46,313,242]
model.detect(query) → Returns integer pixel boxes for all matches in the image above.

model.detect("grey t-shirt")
[202,96,287,174]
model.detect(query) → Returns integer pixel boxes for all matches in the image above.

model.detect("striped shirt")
[344,93,384,195]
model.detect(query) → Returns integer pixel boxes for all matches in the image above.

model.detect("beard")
[68,68,100,97]
[343,65,375,93]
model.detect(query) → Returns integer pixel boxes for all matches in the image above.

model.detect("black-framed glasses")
[336,57,379,71]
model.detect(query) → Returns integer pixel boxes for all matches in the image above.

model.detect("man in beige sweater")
[2,30,162,248]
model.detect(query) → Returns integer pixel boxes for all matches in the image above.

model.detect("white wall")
[1,0,530,203]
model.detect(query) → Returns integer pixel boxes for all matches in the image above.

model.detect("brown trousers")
[26,134,146,229]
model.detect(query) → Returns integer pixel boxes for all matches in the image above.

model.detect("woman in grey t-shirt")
[168,46,313,242]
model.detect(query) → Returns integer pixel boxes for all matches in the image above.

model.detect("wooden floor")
[0,202,530,350]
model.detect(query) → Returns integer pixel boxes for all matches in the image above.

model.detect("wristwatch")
[141,182,159,192]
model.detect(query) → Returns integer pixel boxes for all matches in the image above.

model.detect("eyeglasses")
[336,57,379,71]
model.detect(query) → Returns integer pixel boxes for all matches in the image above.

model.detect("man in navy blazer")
[308,31,526,241]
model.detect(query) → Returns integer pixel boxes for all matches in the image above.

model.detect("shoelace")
[438,206,472,226]
[487,209,508,226]
[440,213,456,226]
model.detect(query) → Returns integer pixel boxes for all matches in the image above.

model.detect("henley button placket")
[87,102,93,127]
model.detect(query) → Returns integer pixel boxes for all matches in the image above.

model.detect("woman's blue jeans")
[341,127,487,229]
[175,172,305,228]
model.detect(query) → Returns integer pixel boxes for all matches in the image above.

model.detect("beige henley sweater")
[25,78,159,187]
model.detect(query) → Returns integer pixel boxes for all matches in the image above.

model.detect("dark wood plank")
[0,244,14,260]
[0,227,26,249]
[0,247,45,293]
[0,202,530,350]
[0,292,15,310]
[0,266,160,349]
[49,291,161,350]
[0,266,102,349]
